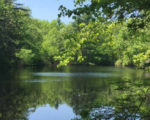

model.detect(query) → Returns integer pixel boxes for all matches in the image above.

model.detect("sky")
[17,0,75,23]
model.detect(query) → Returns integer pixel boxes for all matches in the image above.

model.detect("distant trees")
[0,0,150,68]
[57,0,150,68]
[54,19,150,68]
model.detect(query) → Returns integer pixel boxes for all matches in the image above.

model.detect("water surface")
[0,66,150,120]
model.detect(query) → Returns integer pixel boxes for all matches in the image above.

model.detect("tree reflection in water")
[0,66,150,120]
[74,77,150,120]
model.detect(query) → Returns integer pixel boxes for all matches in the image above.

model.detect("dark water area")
[0,66,150,120]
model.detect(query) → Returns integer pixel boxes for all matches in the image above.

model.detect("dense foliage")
[0,0,30,66]
[0,0,150,69]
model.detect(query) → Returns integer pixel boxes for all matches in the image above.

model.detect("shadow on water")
[0,66,150,120]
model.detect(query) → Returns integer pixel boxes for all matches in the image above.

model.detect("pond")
[0,66,150,120]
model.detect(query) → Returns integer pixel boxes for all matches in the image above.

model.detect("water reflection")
[0,66,150,120]
[28,104,77,120]
[33,72,118,77]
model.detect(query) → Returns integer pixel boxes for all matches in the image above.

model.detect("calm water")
[0,66,150,120]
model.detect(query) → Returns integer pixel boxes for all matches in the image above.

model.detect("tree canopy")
[59,0,150,20]
[0,0,150,69]
[0,0,30,66]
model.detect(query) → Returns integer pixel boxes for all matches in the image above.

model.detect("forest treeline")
[0,0,150,68]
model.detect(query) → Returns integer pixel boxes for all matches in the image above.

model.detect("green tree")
[0,0,30,66]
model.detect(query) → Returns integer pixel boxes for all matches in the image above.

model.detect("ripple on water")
[32,72,118,77]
